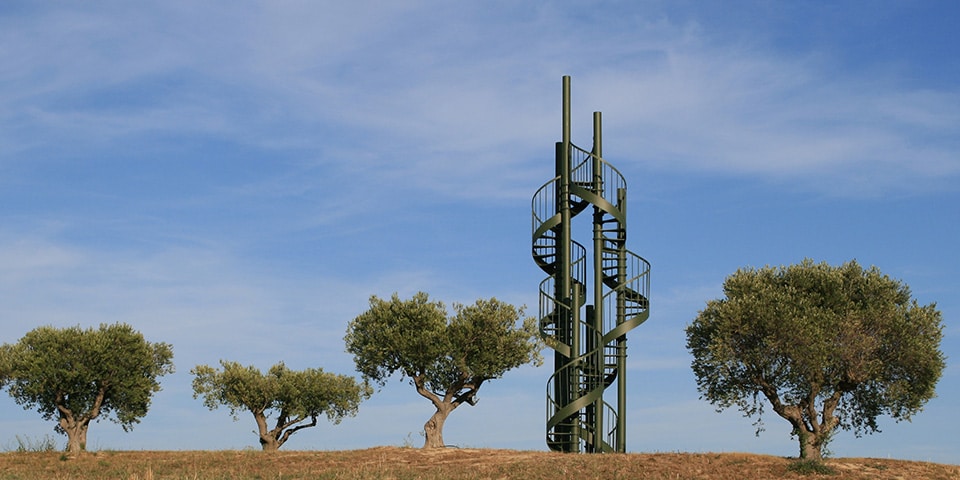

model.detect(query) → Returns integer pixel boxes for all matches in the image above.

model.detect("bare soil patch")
[0,447,957,479]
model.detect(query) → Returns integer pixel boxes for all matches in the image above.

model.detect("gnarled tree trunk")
[798,429,825,460]
[423,405,454,448]
[260,436,282,451]
[254,410,282,451]
[761,383,841,460]
[252,409,317,451]
[60,417,90,454]
[56,389,103,454]
[415,373,479,449]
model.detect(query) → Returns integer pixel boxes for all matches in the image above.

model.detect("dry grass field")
[1,447,957,479]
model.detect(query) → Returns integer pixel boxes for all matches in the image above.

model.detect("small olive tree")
[191,361,371,451]
[0,323,174,453]
[686,259,945,459]
[344,292,542,448]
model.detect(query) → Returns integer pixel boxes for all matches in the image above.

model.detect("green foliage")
[0,323,175,434]
[190,360,371,449]
[191,360,371,423]
[685,259,945,458]
[787,459,837,476]
[344,293,543,447]
[344,292,449,389]
[344,292,543,397]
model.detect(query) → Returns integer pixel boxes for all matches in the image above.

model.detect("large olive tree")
[0,323,175,453]
[191,361,371,451]
[686,259,945,459]
[344,293,542,448]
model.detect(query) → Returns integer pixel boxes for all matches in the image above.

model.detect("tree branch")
[805,387,821,434]
[755,375,787,418]
[274,410,312,433]
[54,391,73,419]
[278,415,318,446]
[821,389,843,431]
[55,391,75,429]
[253,410,270,440]
[452,377,485,407]
[414,374,444,410]
[87,385,108,422]
[756,374,809,434]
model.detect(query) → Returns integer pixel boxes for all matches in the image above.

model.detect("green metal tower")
[532,76,651,453]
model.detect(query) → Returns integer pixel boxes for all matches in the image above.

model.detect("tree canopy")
[685,259,945,459]
[344,292,542,448]
[0,323,175,453]
[191,360,371,451]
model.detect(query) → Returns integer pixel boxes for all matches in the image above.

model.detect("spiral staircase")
[532,77,650,453]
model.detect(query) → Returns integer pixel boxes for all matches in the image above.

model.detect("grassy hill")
[1,447,958,479]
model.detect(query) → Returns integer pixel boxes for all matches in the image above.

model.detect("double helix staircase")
[532,142,650,453]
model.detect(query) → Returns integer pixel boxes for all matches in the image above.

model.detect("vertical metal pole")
[553,141,569,452]
[616,187,628,452]
[590,111,605,452]
[560,76,571,316]
[584,305,596,452]
[571,285,581,451]
[557,75,575,452]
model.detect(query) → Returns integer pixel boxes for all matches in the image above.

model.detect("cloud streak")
[7,2,957,202]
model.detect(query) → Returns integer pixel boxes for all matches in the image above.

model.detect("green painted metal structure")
[532,76,651,453]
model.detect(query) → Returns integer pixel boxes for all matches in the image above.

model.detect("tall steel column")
[532,76,651,453]
[554,76,575,452]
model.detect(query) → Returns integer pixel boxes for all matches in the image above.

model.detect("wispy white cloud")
[0,232,361,366]
[5,2,956,201]
[584,48,960,196]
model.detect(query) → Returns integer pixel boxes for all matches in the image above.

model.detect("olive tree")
[344,292,542,448]
[191,361,371,451]
[685,259,945,459]
[0,323,174,453]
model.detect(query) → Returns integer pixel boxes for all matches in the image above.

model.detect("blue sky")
[1,0,958,463]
